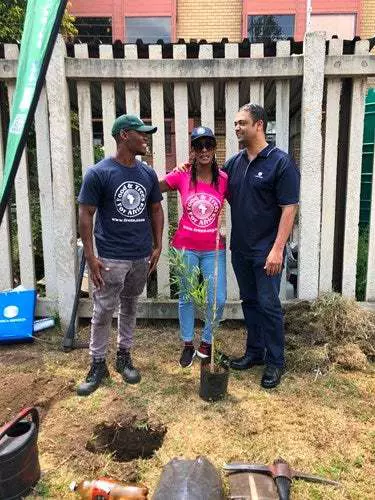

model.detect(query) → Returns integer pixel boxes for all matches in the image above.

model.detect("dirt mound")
[284,293,375,372]
[0,372,75,424]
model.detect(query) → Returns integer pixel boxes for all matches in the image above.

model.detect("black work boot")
[76,359,110,396]
[116,349,141,384]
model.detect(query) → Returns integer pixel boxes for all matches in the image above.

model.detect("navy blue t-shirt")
[223,144,300,256]
[78,157,163,260]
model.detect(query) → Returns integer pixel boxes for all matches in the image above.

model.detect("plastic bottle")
[70,478,149,499]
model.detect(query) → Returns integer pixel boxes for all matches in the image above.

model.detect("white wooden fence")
[0,32,375,330]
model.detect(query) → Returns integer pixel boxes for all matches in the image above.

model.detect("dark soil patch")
[86,412,167,462]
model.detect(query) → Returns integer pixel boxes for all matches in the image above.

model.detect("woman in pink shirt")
[159,127,228,368]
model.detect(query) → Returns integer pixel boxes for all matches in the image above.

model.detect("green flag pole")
[0,0,67,225]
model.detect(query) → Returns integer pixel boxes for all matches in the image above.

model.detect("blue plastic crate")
[0,289,36,344]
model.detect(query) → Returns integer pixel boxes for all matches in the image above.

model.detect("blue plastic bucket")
[0,289,36,344]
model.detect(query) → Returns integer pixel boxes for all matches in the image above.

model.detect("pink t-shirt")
[164,169,228,251]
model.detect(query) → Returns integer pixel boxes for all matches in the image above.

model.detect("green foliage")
[169,248,208,312]
[0,0,77,43]
[0,1,24,43]
[356,226,369,301]
[61,2,78,41]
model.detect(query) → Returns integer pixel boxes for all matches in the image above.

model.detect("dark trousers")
[231,251,284,368]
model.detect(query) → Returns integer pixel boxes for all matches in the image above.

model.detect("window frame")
[125,16,172,44]
[74,16,113,45]
[247,14,295,43]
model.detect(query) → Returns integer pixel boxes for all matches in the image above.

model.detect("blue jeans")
[231,251,284,368]
[176,249,227,344]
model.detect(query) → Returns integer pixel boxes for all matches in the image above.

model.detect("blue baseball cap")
[190,126,216,144]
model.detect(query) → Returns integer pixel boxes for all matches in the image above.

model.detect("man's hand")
[173,162,190,173]
[264,247,284,276]
[148,247,162,276]
[87,256,109,288]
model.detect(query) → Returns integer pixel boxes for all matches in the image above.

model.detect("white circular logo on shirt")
[186,193,221,228]
[114,182,146,217]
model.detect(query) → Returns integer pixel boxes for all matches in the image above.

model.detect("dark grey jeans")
[90,257,149,359]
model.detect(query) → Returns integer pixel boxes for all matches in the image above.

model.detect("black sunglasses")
[192,138,216,151]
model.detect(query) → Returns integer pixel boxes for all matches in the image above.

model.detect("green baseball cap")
[111,114,157,136]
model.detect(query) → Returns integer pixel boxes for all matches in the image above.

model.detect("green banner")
[0,0,67,223]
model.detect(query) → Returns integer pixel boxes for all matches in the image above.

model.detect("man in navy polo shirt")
[223,103,300,388]
[76,115,164,396]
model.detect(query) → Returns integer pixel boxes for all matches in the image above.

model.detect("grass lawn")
[0,321,374,499]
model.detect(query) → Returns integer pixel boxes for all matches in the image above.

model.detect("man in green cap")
[76,115,164,396]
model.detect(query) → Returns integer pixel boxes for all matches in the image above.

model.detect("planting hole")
[86,413,167,462]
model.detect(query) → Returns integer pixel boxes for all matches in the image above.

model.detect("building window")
[311,14,356,39]
[248,15,295,43]
[75,17,112,44]
[125,17,171,44]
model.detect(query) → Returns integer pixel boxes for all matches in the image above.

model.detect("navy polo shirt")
[223,144,300,256]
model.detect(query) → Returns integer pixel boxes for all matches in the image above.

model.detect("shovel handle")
[0,407,39,441]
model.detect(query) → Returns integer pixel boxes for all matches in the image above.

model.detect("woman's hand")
[173,162,191,173]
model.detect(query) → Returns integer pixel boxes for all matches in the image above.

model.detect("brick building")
[361,0,375,38]
[70,0,363,44]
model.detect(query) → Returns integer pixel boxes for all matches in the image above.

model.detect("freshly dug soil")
[284,294,375,371]
[86,412,167,462]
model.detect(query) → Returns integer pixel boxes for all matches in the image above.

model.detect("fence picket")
[250,43,264,106]
[298,32,326,300]
[4,44,35,289]
[199,45,215,131]
[225,44,239,301]
[342,40,369,297]
[319,39,343,293]
[173,45,189,220]
[100,45,116,156]
[276,41,291,300]
[0,83,12,289]
[35,86,57,299]
[149,45,170,297]
[125,45,140,116]
[45,35,77,329]
[75,44,95,298]
[75,44,94,173]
